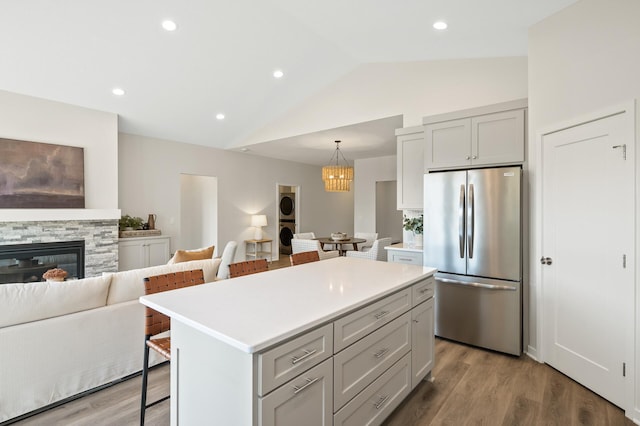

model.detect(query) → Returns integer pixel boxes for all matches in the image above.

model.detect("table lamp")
[251,214,267,240]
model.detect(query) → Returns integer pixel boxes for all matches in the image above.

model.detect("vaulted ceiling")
[0,0,576,165]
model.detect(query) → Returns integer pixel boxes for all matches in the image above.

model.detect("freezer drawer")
[434,274,521,355]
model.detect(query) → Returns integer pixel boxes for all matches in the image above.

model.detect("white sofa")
[0,258,221,423]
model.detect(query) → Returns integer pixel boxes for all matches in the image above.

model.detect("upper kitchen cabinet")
[424,99,527,171]
[396,126,424,210]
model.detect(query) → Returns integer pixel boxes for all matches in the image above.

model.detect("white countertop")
[384,242,423,253]
[140,257,435,354]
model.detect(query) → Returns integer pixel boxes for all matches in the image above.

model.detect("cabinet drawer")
[387,250,422,265]
[334,288,411,353]
[259,357,333,426]
[334,353,411,426]
[333,312,411,410]
[259,324,333,396]
[412,276,435,307]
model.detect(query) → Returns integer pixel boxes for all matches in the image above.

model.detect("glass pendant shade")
[322,141,354,192]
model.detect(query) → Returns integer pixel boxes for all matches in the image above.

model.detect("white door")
[542,111,633,408]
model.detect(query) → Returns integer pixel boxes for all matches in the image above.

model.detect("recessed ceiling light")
[112,88,125,96]
[162,20,177,31]
[273,69,284,79]
[216,113,225,120]
[433,21,448,30]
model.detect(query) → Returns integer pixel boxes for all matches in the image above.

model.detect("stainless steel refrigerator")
[423,166,522,355]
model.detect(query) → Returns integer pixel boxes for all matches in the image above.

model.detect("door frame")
[532,100,636,416]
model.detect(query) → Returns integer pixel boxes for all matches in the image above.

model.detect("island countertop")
[140,256,436,354]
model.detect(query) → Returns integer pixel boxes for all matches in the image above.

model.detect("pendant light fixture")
[321,140,354,192]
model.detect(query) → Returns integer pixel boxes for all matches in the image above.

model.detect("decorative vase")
[413,233,423,248]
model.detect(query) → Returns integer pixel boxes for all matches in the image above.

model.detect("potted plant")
[119,214,144,231]
[403,214,423,247]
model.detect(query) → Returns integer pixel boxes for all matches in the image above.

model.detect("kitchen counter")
[385,242,424,265]
[384,242,423,253]
[140,256,436,426]
[140,256,435,353]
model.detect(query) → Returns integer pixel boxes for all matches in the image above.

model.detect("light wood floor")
[11,338,632,426]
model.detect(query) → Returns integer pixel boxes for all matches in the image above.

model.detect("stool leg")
[140,340,150,425]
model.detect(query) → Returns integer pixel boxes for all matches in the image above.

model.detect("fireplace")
[0,240,85,284]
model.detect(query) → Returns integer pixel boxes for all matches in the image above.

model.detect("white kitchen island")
[140,256,436,426]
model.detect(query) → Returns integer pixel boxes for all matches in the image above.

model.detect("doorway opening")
[180,174,218,253]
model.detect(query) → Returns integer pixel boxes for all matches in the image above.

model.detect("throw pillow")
[167,245,214,264]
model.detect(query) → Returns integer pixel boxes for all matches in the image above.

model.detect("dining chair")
[344,232,378,252]
[291,239,339,260]
[216,241,238,280]
[345,237,392,261]
[141,269,206,425]
[289,250,320,266]
[229,258,269,278]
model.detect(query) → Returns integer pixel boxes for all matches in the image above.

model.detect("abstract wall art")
[0,138,85,208]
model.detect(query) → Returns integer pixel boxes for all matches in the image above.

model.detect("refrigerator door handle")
[467,183,475,258]
[458,184,465,258]
[438,277,517,291]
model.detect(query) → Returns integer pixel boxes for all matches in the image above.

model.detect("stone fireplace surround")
[0,219,119,278]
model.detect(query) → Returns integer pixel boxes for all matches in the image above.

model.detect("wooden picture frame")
[0,138,85,208]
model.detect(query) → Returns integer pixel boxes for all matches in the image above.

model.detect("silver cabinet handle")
[374,310,389,320]
[374,395,390,409]
[399,258,413,262]
[374,348,389,358]
[419,287,431,294]
[292,377,319,394]
[291,349,317,364]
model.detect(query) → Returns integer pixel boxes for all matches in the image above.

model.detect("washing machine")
[279,221,295,254]
[279,193,295,220]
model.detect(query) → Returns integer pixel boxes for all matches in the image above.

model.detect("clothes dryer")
[279,193,295,221]
[279,221,295,254]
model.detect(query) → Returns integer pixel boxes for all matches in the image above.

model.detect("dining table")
[316,237,366,255]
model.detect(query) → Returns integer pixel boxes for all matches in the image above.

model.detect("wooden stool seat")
[290,250,320,266]
[229,259,268,278]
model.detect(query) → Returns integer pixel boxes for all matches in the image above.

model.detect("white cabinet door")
[146,238,170,267]
[118,240,144,271]
[411,298,434,388]
[424,118,471,170]
[471,109,525,166]
[397,132,424,209]
[259,358,333,426]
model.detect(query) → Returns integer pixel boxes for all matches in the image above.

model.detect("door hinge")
[623,254,627,268]
[613,144,627,160]
[623,362,626,377]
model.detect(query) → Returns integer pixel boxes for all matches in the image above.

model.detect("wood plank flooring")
[10,338,632,426]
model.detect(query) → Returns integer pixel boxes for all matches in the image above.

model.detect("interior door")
[542,112,633,408]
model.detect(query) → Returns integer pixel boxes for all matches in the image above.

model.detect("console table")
[140,257,435,425]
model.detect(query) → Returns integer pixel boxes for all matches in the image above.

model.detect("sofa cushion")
[0,275,112,328]
[167,245,214,264]
[106,258,221,305]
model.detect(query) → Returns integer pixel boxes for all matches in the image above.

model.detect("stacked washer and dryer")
[278,192,296,255]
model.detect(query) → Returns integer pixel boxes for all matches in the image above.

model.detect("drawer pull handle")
[374,310,389,320]
[374,395,390,409]
[374,348,389,359]
[419,288,431,294]
[292,377,319,394]
[291,349,317,365]
[399,258,412,261]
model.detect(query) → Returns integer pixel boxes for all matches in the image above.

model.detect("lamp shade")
[251,214,267,227]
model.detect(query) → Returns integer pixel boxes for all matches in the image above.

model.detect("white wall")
[0,89,118,210]
[243,57,528,145]
[119,133,353,260]
[353,156,396,234]
[179,174,218,251]
[528,0,640,417]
